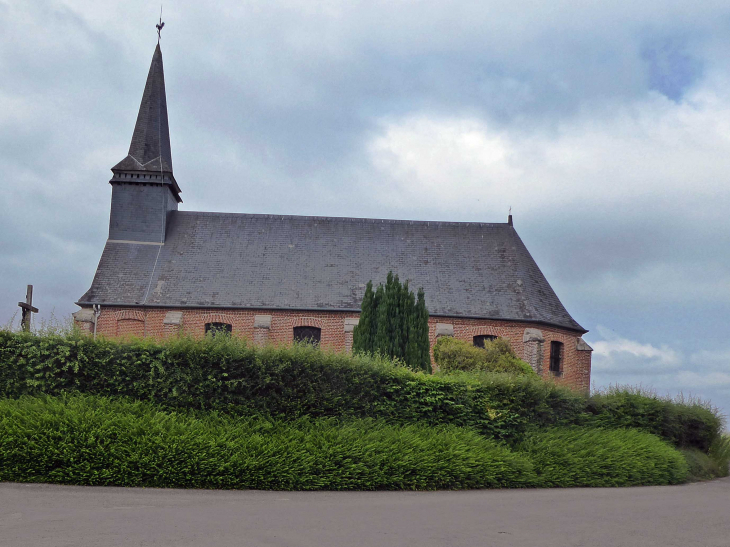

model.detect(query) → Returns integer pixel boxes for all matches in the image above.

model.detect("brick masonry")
[75,307,592,392]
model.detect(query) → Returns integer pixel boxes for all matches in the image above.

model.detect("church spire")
[115,44,172,172]
[111,43,181,202]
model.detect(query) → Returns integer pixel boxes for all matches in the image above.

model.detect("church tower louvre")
[108,43,182,244]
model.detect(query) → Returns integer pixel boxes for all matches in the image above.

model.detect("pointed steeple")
[111,43,181,202]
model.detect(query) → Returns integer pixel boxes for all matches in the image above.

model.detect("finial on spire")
[156,5,165,43]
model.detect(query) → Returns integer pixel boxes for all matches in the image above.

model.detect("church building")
[73,43,593,391]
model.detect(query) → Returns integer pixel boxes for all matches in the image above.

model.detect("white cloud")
[365,79,730,219]
[590,325,681,374]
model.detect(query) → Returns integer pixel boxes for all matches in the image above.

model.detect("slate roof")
[78,212,586,332]
[112,44,173,174]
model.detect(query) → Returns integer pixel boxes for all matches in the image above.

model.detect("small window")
[205,322,232,337]
[293,326,321,345]
[473,334,497,348]
[549,341,563,375]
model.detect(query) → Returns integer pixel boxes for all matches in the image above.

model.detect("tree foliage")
[353,272,430,372]
[433,336,534,375]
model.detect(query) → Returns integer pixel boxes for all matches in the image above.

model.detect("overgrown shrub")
[0,330,723,451]
[709,435,730,477]
[585,387,723,452]
[519,427,688,487]
[433,336,535,375]
[681,449,720,481]
[0,394,537,490]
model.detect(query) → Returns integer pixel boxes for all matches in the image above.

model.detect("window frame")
[293,326,322,345]
[205,322,232,337]
[549,341,563,376]
[473,334,497,348]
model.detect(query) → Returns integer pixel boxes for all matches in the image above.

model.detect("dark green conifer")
[354,272,430,373]
[405,288,419,368]
[374,282,389,356]
[415,288,432,373]
[352,281,375,354]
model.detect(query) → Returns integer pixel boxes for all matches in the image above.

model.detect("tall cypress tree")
[374,282,389,356]
[353,272,431,373]
[399,280,413,361]
[415,288,432,373]
[352,281,375,354]
[390,273,404,360]
[405,288,419,368]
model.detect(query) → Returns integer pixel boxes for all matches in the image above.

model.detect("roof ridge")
[174,210,513,227]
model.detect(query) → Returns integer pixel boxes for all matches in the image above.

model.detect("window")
[117,318,144,338]
[205,322,232,337]
[473,334,497,348]
[549,341,563,376]
[293,326,321,345]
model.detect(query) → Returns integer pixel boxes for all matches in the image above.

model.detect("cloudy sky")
[1,1,729,420]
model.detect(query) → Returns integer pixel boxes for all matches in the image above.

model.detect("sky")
[1,0,729,421]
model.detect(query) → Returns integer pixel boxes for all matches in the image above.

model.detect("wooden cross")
[18,285,39,332]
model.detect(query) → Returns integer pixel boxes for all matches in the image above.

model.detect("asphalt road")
[1,479,729,547]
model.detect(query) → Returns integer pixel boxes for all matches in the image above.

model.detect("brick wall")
[77,307,592,391]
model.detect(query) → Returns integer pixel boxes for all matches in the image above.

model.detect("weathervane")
[156,5,165,43]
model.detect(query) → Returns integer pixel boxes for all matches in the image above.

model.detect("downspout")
[93,304,101,340]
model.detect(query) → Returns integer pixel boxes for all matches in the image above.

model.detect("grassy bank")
[0,395,690,489]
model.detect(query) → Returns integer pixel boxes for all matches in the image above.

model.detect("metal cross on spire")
[156,5,165,43]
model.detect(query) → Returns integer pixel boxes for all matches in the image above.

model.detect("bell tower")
[108,43,182,244]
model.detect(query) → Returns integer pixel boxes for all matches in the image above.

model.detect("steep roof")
[112,44,173,173]
[78,212,586,332]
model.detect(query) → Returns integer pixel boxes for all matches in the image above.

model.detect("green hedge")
[0,395,692,489]
[0,395,536,490]
[520,427,688,487]
[0,331,723,450]
[0,331,584,440]
[585,388,723,452]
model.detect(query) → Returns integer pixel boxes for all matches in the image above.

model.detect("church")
[73,43,593,391]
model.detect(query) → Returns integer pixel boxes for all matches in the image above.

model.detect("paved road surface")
[1,479,729,547]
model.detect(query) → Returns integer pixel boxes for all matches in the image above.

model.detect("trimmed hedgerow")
[0,331,582,440]
[0,394,537,490]
[519,427,689,487]
[0,395,693,489]
[433,336,535,375]
[586,387,723,452]
[0,330,723,450]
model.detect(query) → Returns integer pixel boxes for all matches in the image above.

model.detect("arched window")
[205,322,232,337]
[293,326,321,345]
[117,319,144,338]
[473,334,497,348]
[549,341,563,376]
